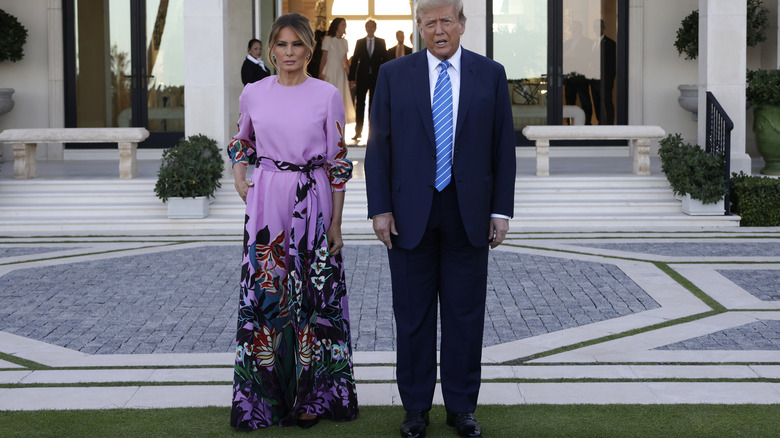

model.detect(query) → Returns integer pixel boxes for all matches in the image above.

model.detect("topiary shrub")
[659,133,726,204]
[154,134,224,202]
[730,172,780,226]
[0,9,28,63]
[675,0,769,61]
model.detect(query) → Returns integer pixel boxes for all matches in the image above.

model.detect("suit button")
[431,155,435,159]
[428,185,434,190]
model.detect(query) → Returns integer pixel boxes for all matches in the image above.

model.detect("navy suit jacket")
[365,48,516,249]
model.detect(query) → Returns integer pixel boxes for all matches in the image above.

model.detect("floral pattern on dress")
[229,118,357,430]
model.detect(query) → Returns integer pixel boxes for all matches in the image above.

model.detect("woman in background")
[241,38,271,85]
[318,18,355,123]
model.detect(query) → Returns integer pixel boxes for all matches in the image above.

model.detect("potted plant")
[154,134,224,218]
[747,69,780,175]
[0,9,28,119]
[659,134,727,215]
[674,0,769,120]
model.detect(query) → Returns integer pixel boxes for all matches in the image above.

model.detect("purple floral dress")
[227,76,357,430]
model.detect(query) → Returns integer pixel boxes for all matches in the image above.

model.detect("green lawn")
[1,405,778,437]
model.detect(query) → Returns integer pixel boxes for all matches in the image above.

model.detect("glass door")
[65,0,185,147]
[490,0,627,144]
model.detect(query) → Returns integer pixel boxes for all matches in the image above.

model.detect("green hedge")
[730,172,780,226]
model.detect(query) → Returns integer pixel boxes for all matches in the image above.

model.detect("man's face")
[417,5,465,61]
[366,21,377,37]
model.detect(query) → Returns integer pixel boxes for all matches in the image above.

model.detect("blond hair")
[267,13,315,72]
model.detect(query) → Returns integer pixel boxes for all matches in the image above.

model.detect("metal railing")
[705,91,733,215]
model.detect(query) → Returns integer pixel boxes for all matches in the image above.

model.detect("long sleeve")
[325,88,352,191]
[227,88,257,166]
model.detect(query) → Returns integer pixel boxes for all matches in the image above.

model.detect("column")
[698,0,751,174]
[184,0,231,147]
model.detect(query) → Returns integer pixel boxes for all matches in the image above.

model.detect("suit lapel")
[456,49,475,143]
[410,51,436,148]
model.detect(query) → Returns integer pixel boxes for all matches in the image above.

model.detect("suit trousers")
[354,75,378,136]
[387,183,489,413]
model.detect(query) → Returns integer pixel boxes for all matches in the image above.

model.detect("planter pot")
[0,88,14,117]
[752,105,780,175]
[681,193,724,216]
[167,196,209,218]
[677,84,698,122]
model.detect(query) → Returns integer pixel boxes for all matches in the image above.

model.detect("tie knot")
[438,60,450,73]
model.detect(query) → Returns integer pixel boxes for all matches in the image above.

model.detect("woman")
[319,17,356,123]
[241,38,271,85]
[227,13,358,431]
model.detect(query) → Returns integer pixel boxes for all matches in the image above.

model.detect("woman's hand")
[232,163,252,203]
[234,179,253,203]
[327,224,343,256]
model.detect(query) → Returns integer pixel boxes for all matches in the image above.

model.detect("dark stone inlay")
[0,247,80,258]
[572,242,780,258]
[655,320,780,351]
[717,270,780,302]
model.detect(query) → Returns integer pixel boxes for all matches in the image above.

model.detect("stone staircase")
[0,173,739,234]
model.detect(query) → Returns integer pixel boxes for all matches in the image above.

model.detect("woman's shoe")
[297,416,319,429]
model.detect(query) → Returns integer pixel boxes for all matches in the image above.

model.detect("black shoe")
[352,135,361,141]
[296,417,319,429]
[400,410,429,438]
[446,412,482,437]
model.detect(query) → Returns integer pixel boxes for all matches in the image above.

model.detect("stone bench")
[0,128,150,180]
[521,125,666,177]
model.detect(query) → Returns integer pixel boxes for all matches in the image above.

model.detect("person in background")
[365,0,515,437]
[307,29,327,78]
[241,38,271,85]
[348,19,387,142]
[319,17,356,124]
[386,30,412,61]
[228,12,358,431]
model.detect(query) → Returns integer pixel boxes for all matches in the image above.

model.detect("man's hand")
[372,213,398,249]
[488,217,509,249]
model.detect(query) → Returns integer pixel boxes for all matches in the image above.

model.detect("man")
[365,1,515,437]
[589,19,617,125]
[348,19,387,142]
[563,20,594,124]
[386,30,413,60]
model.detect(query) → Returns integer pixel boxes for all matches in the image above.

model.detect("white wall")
[0,0,54,159]
[227,0,254,141]
[642,0,699,146]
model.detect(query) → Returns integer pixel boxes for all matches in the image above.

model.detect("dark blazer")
[386,44,412,60]
[600,36,617,82]
[365,49,516,249]
[241,58,270,85]
[348,37,387,82]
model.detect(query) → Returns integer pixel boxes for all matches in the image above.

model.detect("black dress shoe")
[446,412,482,437]
[296,416,319,429]
[400,410,429,438]
[352,135,361,141]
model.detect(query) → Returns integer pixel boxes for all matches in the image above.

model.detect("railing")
[705,91,734,215]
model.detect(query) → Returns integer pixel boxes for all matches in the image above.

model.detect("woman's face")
[337,20,346,37]
[272,27,309,75]
[248,42,263,60]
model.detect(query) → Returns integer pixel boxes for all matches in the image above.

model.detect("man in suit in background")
[386,30,413,60]
[348,19,387,142]
[365,0,515,437]
[589,19,617,125]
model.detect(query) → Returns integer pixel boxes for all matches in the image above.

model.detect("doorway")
[64,0,185,148]
[490,0,628,144]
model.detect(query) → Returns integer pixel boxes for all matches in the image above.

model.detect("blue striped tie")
[433,60,453,191]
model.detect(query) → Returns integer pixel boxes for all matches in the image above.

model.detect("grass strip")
[1,405,778,437]
[652,262,726,311]
[0,352,50,370]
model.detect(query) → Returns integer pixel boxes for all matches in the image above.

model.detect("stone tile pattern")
[0,247,79,258]
[572,242,780,257]
[717,269,780,301]
[655,320,780,351]
[0,244,658,355]
[0,246,240,355]
[343,245,660,350]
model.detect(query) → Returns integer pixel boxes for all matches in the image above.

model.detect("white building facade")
[0,0,776,174]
